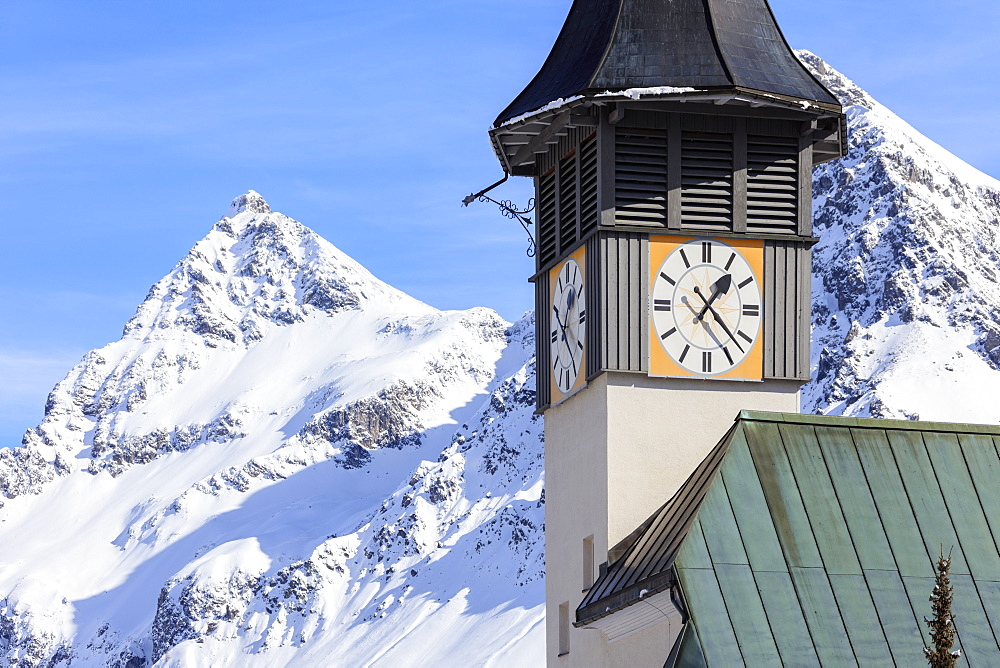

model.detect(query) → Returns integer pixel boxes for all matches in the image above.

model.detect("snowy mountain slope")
[0,193,543,666]
[799,52,1000,421]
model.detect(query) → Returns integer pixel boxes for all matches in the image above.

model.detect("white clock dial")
[651,239,761,377]
[551,258,586,394]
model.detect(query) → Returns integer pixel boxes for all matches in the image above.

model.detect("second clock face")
[651,238,762,378]
[551,257,586,395]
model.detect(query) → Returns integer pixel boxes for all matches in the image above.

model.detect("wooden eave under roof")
[490,92,846,176]
[578,411,1000,665]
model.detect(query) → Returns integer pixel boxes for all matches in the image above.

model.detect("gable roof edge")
[576,420,741,624]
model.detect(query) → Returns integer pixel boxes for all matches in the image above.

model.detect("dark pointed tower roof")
[495,0,839,126]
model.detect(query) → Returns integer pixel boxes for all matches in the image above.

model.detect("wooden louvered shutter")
[579,135,598,238]
[536,170,557,266]
[746,135,799,234]
[558,152,578,253]
[680,130,734,231]
[614,127,668,226]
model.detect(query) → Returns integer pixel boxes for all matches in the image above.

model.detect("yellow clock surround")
[649,236,764,381]
[549,245,587,405]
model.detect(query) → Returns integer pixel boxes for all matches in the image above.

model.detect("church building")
[484,0,1000,665]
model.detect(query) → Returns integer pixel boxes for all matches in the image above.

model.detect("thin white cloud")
[0,350,80,402]
[0,348,82,447]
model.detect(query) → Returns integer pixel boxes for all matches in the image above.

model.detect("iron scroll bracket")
[463,175,537,258]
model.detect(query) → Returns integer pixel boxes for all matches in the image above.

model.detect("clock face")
[550,257,586,395]
[651,238,762,378]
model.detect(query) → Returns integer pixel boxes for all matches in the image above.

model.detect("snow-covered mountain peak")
[9,195,498,492]
[798,50,1000,193]
[0,191,541,665]
[123,194,429,346]
[800,52,1000,421]
[224,189,272,218]
[796,50,877,111]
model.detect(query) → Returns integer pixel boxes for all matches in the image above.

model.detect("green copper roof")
[580,411,1000,665]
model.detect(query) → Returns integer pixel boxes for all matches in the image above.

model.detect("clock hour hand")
[692,277,744,352]
[552,303,577,367]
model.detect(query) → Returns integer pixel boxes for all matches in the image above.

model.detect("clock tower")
[486,0,845,664]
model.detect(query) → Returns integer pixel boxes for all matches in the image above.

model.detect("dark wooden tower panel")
[529,106,820,265]
[604,109,814,236]
[529,105,818,410]
[534,127,600,268]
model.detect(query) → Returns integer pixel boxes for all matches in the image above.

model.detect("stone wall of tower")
[545,372,800,665]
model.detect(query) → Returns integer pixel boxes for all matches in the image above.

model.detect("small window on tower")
[582,535,595,591]
[558,602,570,656]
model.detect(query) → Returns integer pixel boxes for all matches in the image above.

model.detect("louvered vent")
[615,127,668,226]
[681,131,733,231]
[747,135,799,234]
[579,136,598,238]
[558,153,578,253]
[537,171,557,266]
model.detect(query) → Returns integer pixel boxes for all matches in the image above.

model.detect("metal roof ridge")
[736,410,1000,435]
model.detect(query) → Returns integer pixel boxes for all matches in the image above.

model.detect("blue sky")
[1,0,998,447]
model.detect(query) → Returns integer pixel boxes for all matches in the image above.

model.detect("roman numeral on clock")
[654,299,672,312]
[722,346,734,366]
[742,304,759,316]
[701,241,712,264]
[702,351,712,374]
[659,272,676,286]
[551,330,559,343]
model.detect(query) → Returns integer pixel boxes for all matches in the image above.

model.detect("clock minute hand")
[695,274,733,320]
[705,303,744,353]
